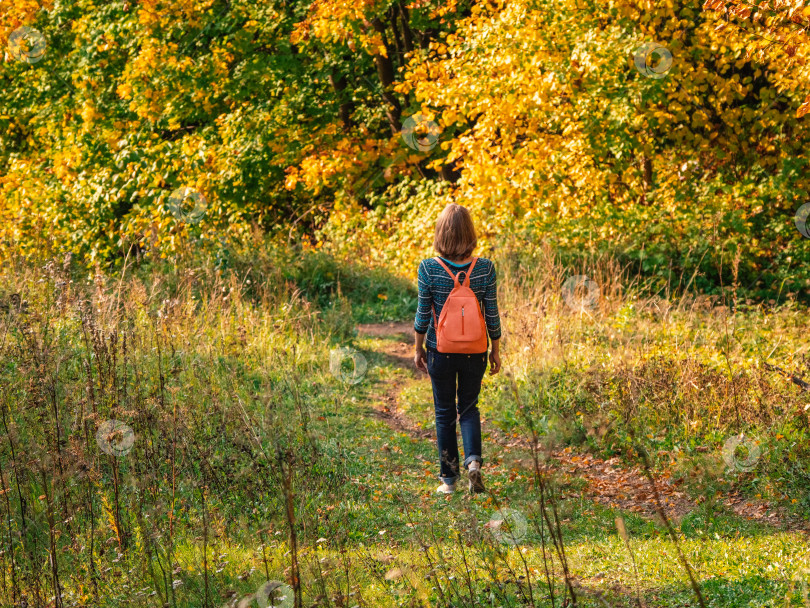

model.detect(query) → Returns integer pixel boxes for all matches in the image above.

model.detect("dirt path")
[358,323,810,535]
[358,322,433,439]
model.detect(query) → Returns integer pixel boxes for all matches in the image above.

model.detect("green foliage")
[4,0,810,304]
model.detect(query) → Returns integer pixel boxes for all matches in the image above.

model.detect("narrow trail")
[358,322,433,440]
[358,322,810,536]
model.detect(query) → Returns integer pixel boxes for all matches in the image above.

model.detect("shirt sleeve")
[414,260,432,334]
[484,261,502,340]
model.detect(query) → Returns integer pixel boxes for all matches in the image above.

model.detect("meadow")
[1,242,808,607]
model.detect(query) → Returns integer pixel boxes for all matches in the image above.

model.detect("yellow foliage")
[291,0,389,55]
[0,0,52,44]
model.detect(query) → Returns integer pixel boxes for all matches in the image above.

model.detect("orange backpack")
[431,257,489,354]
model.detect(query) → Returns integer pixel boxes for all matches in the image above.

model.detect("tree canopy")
[1,0,809,294]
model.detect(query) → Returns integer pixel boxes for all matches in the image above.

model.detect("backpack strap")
[462,257,479,287]
[433,257,460,287]
[431,258,456,331]
[434,256,479,287]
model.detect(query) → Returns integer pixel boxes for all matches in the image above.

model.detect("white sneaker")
[436,482,456,494]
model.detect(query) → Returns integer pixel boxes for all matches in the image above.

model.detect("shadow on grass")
[638,573,808,608]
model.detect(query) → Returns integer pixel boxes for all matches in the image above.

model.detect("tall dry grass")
[0,253,349,607]
[491,239,810,508]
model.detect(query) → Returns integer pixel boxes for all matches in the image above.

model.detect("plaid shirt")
[414,256,502,351]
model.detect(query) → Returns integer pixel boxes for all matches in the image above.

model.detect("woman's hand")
[489,349,501,375]
[415,348,428,373]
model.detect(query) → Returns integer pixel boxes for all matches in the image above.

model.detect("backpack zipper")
[461,306,465,334]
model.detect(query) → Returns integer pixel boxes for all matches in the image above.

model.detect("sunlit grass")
[1,248,809,606]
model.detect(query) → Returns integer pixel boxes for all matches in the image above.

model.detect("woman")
[414,203,502,495]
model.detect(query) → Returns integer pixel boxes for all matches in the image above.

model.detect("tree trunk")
[397,2,415,53]
[370,17,403,133]
[328,70,354,131]
[640,155,653,203]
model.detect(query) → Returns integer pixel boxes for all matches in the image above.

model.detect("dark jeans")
[427,349,488,485]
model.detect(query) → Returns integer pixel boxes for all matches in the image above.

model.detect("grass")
[0,243,809,607]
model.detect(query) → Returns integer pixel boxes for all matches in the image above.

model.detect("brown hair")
[433,203,477,261]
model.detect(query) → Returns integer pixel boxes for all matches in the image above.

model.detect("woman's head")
[433,203,477,261]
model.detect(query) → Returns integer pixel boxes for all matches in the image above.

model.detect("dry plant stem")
[168,338,178,608]
[547,491,575,603]
[3,401,39,601]
[156,525,173,604]
[201,486,211,608]
[402,506,449,606]
[764,361,810,429]
[121,322,128,414]
[135,494,166,606]
[616,374,706,607]
[285,363,311,438]
[420,518,462,602]
[537,454,562,605]
[340,544,353,607]
[85,450,99,601]
[454,528,477,604]
[307,550,331,608]
[539,483,576,605]
[719,276,742,427]
[40,467,63,608]
[487,490,536,606]
[280,449,303,608]
[166,442,177,608]
[616,517,644,608]
[179,407,228,498]
[0,407,20,603]
[532,495,557,608]
[765,362,810,391]
[260,529,272,581]
[676,248,708,308]
[635,438,707,608]
[48,356,67,495]
[0,464,18,602]
[440,531,468,604]
[357,546,392,595]
[111,249,130,320]
[512,377,575,606]
[111,457,125,550]
[469,526,509,604]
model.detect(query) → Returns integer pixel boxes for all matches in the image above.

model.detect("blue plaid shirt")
[414,256,502,351]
